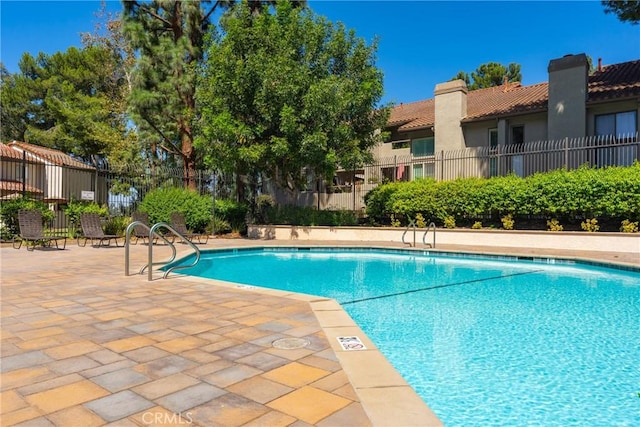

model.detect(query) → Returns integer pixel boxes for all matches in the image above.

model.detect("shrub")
[620,219,638,233]
[253,194,275,224]
[501,214,514,230]
[364,181,404,224]
[63,200,109,237]
[363,163,640,230]
[414,213,427,228]
[262,205,358,226]
[0,197,55,238]
[581,218,600,232]
[104,216,129,236]
[547,219,564,231]
[472,221,483,229]
[139,188,212,233]
[212,216,231,235]
[443,216,456,229]
[215,199,248,232]
[390,214,401,227]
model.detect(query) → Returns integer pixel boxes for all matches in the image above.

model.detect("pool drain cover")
[272,338,310,350]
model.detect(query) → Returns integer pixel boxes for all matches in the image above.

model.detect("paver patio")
[1,238,636,426]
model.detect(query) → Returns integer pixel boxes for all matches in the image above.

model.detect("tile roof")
[0,180,43,195]
[465,82,548,122]
[387,58,640,131]
[588,59,640,102]
[387,99,434,131]
[0,142,24,160]
[6,141,94,170]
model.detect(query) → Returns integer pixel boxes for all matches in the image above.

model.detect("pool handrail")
[124,221,200,280]
[402,219,436,248]
[402,219,417,247]
[422,222,436,248]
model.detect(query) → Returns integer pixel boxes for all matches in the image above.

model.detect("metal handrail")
[149,222,200,281]
[124,221,200,281]
[125,221,176,276]
[422,222,436,248]
[402,219,417,247]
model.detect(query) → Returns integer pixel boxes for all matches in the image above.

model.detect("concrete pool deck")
[1,238,638,426]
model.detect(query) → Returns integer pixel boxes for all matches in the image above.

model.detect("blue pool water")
[173,248,640,426]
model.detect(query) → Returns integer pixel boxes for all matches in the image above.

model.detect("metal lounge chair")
[78,213,121,247]
[170,211,209,244]
[13,209,67,251]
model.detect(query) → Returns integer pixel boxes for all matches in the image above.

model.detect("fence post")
[211,172,216,236]
[352,169,356,211]
[22,150,26,197]
[563,137,569,169]
[393,155,397,182]
[440,150,444,182]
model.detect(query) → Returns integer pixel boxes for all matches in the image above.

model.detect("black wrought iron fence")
[272,133,640,212]
[1,133,638,232]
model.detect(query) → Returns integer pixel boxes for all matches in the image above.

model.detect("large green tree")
[123,0,227,188]
[0,46,128,162]
[81,2,140,165]
[452,62,522,90]
[602,0,640,24]
[0,63,33,142]
[196,0,389,203]
[122,0,306,187]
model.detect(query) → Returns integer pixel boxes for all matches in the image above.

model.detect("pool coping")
[169,244,640,426]
[173,273,444,427]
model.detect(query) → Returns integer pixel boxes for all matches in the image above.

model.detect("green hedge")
[139,188,213,233]
[139,188,248,234]
[364,163,640,227]
[263,205,359,226]
[63,200,109,237]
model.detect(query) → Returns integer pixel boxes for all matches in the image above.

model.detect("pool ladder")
[124,221,201,281]
[402,220,436,248]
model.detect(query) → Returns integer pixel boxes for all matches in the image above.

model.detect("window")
[595,111,637,137]
[392,140,410,149]
[489,128,498,148]
[413,164,423,180]
[511,126,524,144]
[594,111,637,167]
[412,137,434,157]
[412,163,435,180]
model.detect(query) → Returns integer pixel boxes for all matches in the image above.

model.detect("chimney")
[434,79,467,151]
[547,53,588,140]
[597,57,602,72]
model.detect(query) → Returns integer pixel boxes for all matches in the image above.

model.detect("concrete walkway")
[1,238,637,426]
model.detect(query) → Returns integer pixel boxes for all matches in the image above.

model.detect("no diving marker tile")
[337,336,366,351]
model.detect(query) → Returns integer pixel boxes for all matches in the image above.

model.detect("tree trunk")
[182,132,197,190]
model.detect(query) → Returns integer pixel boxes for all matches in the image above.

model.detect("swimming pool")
[171,247,640,426]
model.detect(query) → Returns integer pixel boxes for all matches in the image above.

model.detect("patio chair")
[130,211,156,245]
[78,213,121,247]
[13,209,67,251]
[170,211,209,244]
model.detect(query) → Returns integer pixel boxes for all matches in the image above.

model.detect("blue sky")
[1,1,638,105]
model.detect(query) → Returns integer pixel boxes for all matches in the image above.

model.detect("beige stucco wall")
[247,225,640,257]
[505,113,548,143]
[373,141,410,159]
[463,113,547,146]
[547,54,588,140]
[462,121,492,148]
